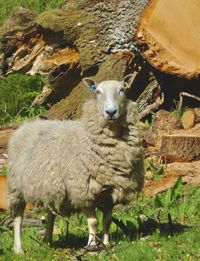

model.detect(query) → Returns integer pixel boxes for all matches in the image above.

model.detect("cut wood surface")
[0,176,7,210]
[144,161,200,197]
[181,108,200,130]
[137,0,200,78]
[181,110,195,130]
[160,124,200,162]
[0,176,33,210]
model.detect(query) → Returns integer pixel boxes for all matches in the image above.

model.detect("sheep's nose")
[105,109,117,118]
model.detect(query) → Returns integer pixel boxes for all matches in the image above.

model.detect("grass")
[0,73,46,126]
[145,160,164,181]
[0,0,64,25]
[0,179,200,260]
[171,106,188,119]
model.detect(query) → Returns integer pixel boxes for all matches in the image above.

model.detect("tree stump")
[160,125,200,162]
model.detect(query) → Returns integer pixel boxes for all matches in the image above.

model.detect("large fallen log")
[160,124,200,162]
[136,0,200,78]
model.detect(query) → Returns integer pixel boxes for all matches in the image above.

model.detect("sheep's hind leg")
[102,208,113,246]
[13,204,26,254]
[44,210,55,244]
[83,208,99,248]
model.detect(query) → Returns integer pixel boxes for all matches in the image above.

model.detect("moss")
[0,6,36,40]
[47,82,91,120]
[36,8,98,44]
[61,0,89,11]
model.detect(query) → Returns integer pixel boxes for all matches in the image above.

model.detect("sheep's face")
[83,75,134,122]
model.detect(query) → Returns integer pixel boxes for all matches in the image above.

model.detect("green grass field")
[1,179,200,260]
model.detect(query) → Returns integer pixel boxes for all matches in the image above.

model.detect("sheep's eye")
[96,89,101,95]
[119,88,125,94]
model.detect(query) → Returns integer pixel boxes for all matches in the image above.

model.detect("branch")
[139,93,164,120]
[178,92,200,109]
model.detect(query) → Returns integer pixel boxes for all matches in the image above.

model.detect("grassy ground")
[0,0,64,25]
[0,74,46,127]
[0,179,200,260]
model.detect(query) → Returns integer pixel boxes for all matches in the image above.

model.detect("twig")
[0,215,13,231]
[0,107,14,119]
[0,215,12,226]
[88,232,105,248]
[178,92,200,109]
[14,107,28,119]
[139,93,164,120]
[144,152,160,159]
[29,235,52,250]
[47,206,69,224]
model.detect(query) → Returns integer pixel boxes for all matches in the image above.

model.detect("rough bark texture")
[144,110,182,148]
[137,0,200,78]
[0,0,165,118]
[160,125,200,162]
[0,0,149,74]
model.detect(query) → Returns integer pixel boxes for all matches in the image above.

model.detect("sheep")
[7,74,144,254]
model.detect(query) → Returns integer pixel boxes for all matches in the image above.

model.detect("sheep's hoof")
[85,243,105,252]
[14,248,24,255]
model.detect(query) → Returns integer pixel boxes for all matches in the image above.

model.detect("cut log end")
[181,110,195,130]
[160,131,200,162]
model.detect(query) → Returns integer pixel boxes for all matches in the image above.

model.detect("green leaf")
[2,166,7,176]
[171,176,183,202]
[164,189,172,209]
[154,195,164,208]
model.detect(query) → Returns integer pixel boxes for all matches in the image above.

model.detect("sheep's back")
[7,119,90,212]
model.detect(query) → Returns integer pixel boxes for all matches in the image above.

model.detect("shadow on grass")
[53,233,88,249]
[52,216,189,251]
[111,216,190,242]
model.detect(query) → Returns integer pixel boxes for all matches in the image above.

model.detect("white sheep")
[7,75,144,254]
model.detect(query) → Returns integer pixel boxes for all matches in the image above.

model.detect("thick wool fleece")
[7,98,144,215]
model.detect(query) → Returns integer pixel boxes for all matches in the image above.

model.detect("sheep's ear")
[82,78,97,93]
[122,74,135,89]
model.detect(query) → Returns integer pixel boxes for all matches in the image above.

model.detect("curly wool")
[7,98,144,215]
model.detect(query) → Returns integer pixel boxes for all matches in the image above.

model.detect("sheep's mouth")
[105,116,119,123]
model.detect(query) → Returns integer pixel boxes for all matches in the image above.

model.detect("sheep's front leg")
[83,208,98,247]
[44,210,55,244]
[102,208,113,246]
[13,205,25,254]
